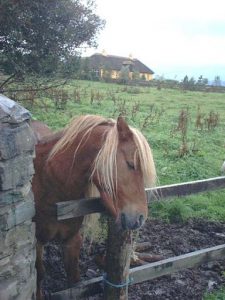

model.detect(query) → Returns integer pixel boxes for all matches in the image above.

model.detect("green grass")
[18,79,225,223]
[204,287,225,300]
[151,191,225,223]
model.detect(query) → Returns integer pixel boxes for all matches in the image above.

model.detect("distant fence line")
[91,77,225,93]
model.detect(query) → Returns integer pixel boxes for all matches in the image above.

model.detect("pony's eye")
[126,161,135,170]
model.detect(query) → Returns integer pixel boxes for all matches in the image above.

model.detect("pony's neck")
[39,130,63,144]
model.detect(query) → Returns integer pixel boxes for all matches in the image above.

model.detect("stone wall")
[0,95,36,300]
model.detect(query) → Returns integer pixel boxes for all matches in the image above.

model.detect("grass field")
[19,79,225,222]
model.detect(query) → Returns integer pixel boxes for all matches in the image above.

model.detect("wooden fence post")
[103,218,133,300]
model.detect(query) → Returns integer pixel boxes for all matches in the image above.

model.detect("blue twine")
[102,273,133,288]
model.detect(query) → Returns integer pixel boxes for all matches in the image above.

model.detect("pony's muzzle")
[120,212,145,230]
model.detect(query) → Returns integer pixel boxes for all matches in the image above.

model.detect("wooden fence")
[51,176,225,299]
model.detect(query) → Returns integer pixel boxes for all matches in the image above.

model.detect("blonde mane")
[49,115,156,200]
[48,115,114,159]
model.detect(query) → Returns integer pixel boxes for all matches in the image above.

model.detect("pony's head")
[48,115,156,231]
[91,116,156,230]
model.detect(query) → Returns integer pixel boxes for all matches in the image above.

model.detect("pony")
[31,120,53,142]
[31,115,156,299]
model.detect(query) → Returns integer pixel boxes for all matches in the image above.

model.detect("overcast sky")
[84,0,225,81]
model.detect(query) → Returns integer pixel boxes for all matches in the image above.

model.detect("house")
[87,52,154,81]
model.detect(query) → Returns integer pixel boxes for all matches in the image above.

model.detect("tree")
[197,75,208,88]
[78,57,93,80]
[132,70,140,80]
[182,75,196,91]
[213,75,221,87]
[119,66,130,83]
[0,0,105,76]
[182,75,189,90]
[102,64,112,82]
[197,75,204,85]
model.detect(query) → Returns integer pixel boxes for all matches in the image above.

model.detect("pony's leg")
[36,240,45,300]
[63,232,82,285]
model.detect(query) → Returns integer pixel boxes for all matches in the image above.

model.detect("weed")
[205,111,219,131]
[46,88,69,110]
[131,101,140,120]
[195,105,205,131]
[167,201,193,223]
[73,88,81,103]
[204,286,225,300]
[139,104,164,130]
[112,99,128,117]
[90,90,104,105]
[126,86,141,94]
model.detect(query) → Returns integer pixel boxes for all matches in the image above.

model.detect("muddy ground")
[43,219,225,299]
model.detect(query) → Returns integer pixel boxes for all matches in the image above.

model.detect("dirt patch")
[42,219,225,299]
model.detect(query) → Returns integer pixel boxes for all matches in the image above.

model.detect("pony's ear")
[117,116,132,141]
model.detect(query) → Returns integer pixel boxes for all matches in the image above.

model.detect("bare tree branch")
[1,79,68,94]
[0,73,18,92]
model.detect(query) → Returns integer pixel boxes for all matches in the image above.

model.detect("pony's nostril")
[120,213,145,230]
[121,213,126,230]
[139,214,144,226]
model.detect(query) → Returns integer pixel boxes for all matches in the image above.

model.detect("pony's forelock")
[91,124,119,200]
[131,127,156,187]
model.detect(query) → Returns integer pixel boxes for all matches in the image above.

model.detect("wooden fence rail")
[57,176,225,220]
[51,243,225,299]
[52,176,225,299]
